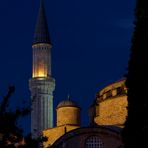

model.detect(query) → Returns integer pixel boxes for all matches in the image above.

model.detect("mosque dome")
[56,98,80,126]
[57,100,79,109]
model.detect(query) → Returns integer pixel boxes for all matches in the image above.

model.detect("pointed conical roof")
[33,0,51,45]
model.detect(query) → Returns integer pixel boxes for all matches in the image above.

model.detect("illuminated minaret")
[29,0,55,138]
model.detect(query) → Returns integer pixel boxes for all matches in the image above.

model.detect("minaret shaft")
[29,77,55,138]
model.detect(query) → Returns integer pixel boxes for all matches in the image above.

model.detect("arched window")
[85,136,103,148]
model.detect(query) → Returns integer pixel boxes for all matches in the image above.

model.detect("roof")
[32,0,51,45]
[57,100,79,109]
[51,126,122,147]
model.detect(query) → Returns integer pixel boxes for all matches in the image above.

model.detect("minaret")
[29,0,55,138]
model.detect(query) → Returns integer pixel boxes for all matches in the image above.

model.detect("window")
[116,87,123,95]
[85,136,103,148]
[106,90,112,98]
[99,95,103,101]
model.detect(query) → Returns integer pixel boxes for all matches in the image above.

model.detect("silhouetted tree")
[0,86,24,147]
[122,0,148,147]
[0,86,47,147]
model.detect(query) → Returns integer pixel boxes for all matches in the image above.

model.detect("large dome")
[57,100,79,109]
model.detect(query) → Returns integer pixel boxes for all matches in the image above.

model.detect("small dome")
[57,100,79,109]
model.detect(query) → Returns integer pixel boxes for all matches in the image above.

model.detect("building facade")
[51,127,123,148]
[94,79,128,127]
[43,100,81,147]
[42,79,127,147]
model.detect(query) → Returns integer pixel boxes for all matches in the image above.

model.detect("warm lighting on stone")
[33,68,47,78]
[32,44,51,78]
[94,79,128,127]
[38,69,46,77]
[43,125,79,148]
[56,107,80,126]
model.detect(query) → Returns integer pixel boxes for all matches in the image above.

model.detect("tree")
[0,86,46,147]
[122,0,148,147]
[0,86,24,147]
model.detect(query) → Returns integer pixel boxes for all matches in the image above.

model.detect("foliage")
[0,86,47,147]
[122,0,148,147]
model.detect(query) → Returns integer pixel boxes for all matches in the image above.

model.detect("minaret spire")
[29,0,55,138]
[33,0,51,45]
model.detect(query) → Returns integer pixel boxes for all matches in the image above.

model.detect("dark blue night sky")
[0,0,135,134]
